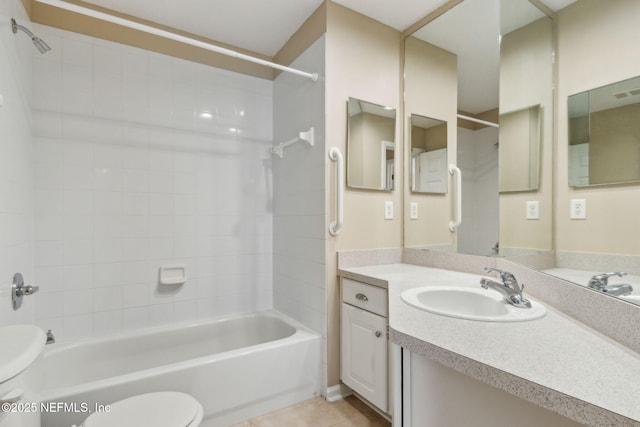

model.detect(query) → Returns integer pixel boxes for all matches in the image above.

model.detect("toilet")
[82,391,203,427]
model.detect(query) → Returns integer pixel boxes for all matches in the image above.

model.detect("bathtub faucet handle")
[11,272,39,311]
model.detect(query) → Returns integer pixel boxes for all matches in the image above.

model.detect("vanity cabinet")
[402,350,580,427]
[340,278,389,413]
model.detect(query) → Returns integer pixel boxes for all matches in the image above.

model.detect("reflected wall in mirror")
[403,34,457,251]
[499,105,541,192]
[498,2,553,256]
[410,114,448,194]
[544,0,640,307]
[402,0,553,258]
[568,75,640,187]
[346,97,396,191]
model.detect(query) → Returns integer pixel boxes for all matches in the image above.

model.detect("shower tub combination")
[26,311,321,427]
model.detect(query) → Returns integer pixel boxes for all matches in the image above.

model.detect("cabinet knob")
[355,293,368,301]
[375,331,382,337]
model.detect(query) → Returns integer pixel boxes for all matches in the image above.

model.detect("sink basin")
[401,286,546,322]
[0,324,46,383]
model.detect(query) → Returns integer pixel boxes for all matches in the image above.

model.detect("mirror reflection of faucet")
[588,272,633,296]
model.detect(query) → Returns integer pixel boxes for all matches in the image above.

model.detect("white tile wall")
[0,0,35,326]
[457,126,499,256]
[273,37,326,335]
[30,24,274,343]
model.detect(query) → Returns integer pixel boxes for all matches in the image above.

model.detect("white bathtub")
[27,311,321,427]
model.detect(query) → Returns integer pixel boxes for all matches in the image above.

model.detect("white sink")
[401,286,546,322]
[0,324,46,383]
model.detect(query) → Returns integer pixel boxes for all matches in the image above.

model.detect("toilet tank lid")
[83,391,201,427]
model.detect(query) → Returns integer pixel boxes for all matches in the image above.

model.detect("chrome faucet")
[588,272,633,296]
[480,267,532,308]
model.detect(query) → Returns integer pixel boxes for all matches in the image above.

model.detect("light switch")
[410,202,418,220]
[384,201,394,220]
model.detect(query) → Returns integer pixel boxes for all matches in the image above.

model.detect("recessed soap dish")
[159,265,186,285]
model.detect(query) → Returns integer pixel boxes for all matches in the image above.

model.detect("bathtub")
[27,311,321,427]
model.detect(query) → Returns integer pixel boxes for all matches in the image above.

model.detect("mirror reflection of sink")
[620,294,640,304]
[401,286,546,322]
[0,324,46,383]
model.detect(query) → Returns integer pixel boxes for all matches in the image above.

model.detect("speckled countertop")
[339,263,640,426]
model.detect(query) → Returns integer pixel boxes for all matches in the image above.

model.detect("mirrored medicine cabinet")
[568,75,640,187]
[346,97,397,191]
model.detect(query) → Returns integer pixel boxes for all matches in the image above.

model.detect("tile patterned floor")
[230,396,391,427]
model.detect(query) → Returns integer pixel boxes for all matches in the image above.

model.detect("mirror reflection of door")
[416,149,447,193]
[410,114,448,194]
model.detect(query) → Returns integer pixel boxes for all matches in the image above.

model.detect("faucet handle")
[484,267,520,290]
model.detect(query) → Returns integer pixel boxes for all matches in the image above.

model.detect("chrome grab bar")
[448,164,462,231]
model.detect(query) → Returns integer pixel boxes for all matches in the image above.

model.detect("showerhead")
[31,36,51,54]
[11,18,51,54]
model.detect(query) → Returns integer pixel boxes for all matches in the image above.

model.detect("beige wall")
[499,107,540,191]
[589,103,640,184]
[325,2,401,387]
[499,17,553,251]
[404,36,457,249]
[556,0,640,255]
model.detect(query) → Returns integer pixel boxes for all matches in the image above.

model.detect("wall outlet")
[570,198,586,219]
[526,201,540,220]
[384,201,394,220]
[410,202,418,220]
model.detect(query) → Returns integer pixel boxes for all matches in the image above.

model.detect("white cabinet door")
[341,302,388,412]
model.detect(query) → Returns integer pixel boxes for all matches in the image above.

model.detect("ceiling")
[78,0,576,57]
[76,0,578,113]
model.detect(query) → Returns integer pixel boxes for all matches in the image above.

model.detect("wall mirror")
[410,114,448,194]
[568,75,640,187]
[346,97,396,191]
[499,104,541,192]
[535,0,640,307]
[403,0,553,257]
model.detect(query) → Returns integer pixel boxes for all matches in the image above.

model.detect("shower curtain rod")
[457,113,499,128]
[34,0,319,82]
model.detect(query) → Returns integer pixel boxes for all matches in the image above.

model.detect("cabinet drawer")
[342,278,388,317]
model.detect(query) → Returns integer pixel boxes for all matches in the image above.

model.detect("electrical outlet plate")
[570,198,586,219]
[384,201,394,220]
[526,201,540,220]
[410,202,418,220]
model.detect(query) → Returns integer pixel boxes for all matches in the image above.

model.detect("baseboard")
[325,383,352,402]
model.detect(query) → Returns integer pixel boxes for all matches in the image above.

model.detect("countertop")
[339,263,640,426]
